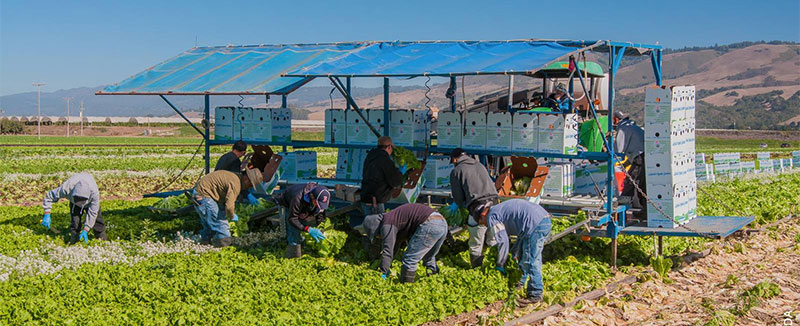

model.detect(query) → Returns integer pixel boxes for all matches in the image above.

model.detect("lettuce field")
[1,137,798,325]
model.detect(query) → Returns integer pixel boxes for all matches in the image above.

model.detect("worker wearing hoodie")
[449,148,498,268]
[358,203,447,283]
[42,173,106,244]
[478,199,552,305]
[276,182,330,258]
[360,136,403,215]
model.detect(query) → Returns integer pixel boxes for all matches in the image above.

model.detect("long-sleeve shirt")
[43,173,101,230]
[194,170,242,219]
[615,118,644,162]
[214,151,242,173]
[374,203,436,274]
[487,199,550,268]
[276,183,326,232]
[360,148,403,204]
[450,155,497,210]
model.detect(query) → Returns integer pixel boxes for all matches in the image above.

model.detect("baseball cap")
[555,83,567,94]
[614,111,628,120]
[449,148,466,159]
[311,186,331,212]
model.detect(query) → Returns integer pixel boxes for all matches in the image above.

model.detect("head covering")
[359,213,384,242]
[614,111,628,120]
[310,186,331,212]
[555,83,567,94]
[449,148,466,159]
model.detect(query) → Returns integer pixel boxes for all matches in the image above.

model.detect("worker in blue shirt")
[478,199,552,305]
[543,83,570,112]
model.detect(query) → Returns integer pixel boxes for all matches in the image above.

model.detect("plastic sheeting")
[101,43,365,95]
[287,41,588,77]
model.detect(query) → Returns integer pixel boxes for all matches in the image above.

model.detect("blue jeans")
[401,215,448,272]
[520,217,551,298]
[280,207,304,246]
[192,190,231,243]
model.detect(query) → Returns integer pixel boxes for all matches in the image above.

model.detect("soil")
[525,217,800,326]
[22,125,184,137]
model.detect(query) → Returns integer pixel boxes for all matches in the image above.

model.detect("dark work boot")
[470,255,484,269]
[215,237,233,248]
[400,267,416,283]
[285,244,302,258]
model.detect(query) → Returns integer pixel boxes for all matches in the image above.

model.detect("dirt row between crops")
[526,217,800,326]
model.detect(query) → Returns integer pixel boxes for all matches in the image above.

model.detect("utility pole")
[64,97,72,137]
[80,101,84,136]
[33,82,45,139]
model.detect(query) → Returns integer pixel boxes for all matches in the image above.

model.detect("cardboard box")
[537,113,578,155]
[495,156,549,199]
[486,112,512,151]
[740,161,756,173]
[324,109,346,144]
[573,161,609,196]
[214,106,233,141]
[251,108,272,142]
[336,148,367,180]
[644,85,695,125]
[390,109,430,147]
[686,180,697,220]
[423,155,454,189]
[278,151,317,181]
[346,111,372,145]
[695,163,714,182]
[437,111,462,149]
[462,112,487,150]
[511,112,538,152]
[367,109,387,137]
[646,182,690,228]
[541,163,574,198]
[695,153,706,165]
[390,160,427,204]
[793,151,800,167]
[270,108,292,143]
[232,107,253,141]
[758,159,773,172]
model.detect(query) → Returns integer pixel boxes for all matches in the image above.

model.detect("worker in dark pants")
[276,182,330,258]
[42,173,107,244]
[449,148,498,268]
[356,203,447,283]
[191,170,253,247]
[613,111,646,219]
[215,140,247,173]
[478,199,552,305]
[360,136,404,216]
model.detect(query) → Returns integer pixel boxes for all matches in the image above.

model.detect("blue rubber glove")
[398,163,408,175]
[79,230,89,244]
[448,202,459,216]
[231,214,239,222]
[495,266,507,276]
[308,227,326,242]
[247,193,260,206]
[41,213,51,229]
[381,272,389,280]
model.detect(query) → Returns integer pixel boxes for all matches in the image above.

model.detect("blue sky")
[1,0,798,96]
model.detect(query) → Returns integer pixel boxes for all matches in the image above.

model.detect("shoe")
[285,244,302,258]
[469,255,484,269]
[426,265,439,276]
[199,238,212,245]
[518,296,542,307]
[400,267,416,283]
[215,237,233,248]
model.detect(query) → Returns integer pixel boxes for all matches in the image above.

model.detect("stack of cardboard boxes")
[422,155,454,189]
[643,86,698,228]
[278,151,317,181]
[713,152,742,177]
[214,106,291,143]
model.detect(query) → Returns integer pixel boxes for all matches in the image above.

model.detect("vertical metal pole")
[346,77,351,111]
[607,46,616,221]
[611,238,617,270]
[450,76,457,112]
[507,75,514,111]
[657,236,663,256]
[204,95,210,174]
[65,97,71,137]
[383,77,390,136]
[568,75,574,113]
[33,82,44,140]
[80,101,84,136]
[281,95,287,108]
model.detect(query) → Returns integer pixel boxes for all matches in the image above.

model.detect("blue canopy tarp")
[286,40,596,77]
[99,43,366,95]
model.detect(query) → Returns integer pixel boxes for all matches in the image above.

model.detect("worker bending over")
[613,111,646,219]
[479,199,552,305]
[360,136,403,215]
[42,173,106,244]
[448,148,498,268]
[276,182,330,258]
[215,140,247,173]
[191,170,252,247]
[358,203,447,283]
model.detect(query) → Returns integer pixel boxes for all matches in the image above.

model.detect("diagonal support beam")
[159,95,204,137]
[329,76,381,138]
